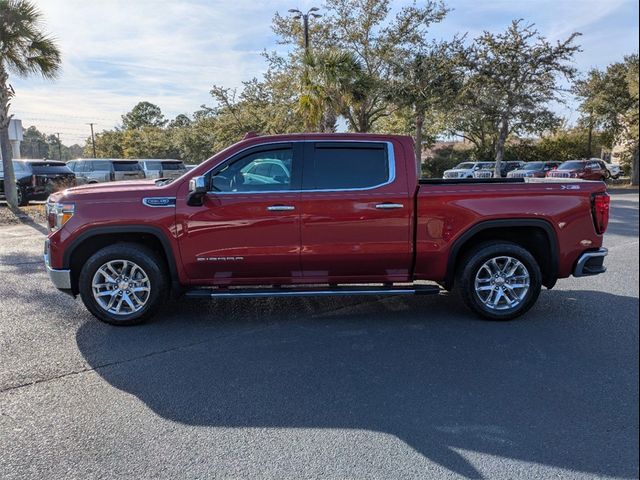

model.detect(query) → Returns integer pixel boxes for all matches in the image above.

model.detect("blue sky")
[11,0,639,145]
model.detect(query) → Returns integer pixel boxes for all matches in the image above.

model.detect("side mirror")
[187,175,207,206]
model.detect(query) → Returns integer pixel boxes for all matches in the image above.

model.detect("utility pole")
[288,7,322,51]
[54,132,62,160]
[87,123,96,157]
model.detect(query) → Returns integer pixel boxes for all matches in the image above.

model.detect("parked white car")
[588,158,622,179]
[607,164,622,179]
[443,162,495,179]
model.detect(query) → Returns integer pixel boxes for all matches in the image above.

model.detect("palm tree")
[1,0,61,208]
[298,50,362,132]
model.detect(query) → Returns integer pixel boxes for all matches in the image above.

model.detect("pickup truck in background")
[44,133,610,325]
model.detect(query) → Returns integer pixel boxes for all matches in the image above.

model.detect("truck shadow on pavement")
[75,289,639,479]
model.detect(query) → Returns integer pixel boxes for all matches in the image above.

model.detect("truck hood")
[444,168,472,173]
[50,179,175,203]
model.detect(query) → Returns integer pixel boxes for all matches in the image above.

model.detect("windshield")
[478,162,495,169]
[559,161,585,170]
[113,161,143,171]
[523,162,544,170]
[455,162,475,169]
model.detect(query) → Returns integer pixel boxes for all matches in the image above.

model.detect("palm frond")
[0,0,62,79]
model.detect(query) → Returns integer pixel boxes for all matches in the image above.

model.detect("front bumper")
[44,239,72,291]
[573,248,608,277]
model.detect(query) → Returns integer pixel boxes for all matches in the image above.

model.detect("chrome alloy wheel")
[474,256,530,311]
[91,260,151,316]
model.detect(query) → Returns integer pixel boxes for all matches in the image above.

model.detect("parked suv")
[0,159,75,206]
[473,161,524,178]
[546,160,610,181]
[443,161,495,179]
[66,159,146,184]
[507,161,563,178]
[138,159,187,180]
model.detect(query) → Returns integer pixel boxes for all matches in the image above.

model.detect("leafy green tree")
[121,101,167,130]
[0,0,61,208]
[171,117,217,164]
[20,125,49,158]
[455,20,580,175]
[122,127,178,159]
[83,130,124,158]
[390,39,464,168]
[209,67,305,146]
[273,0,449,132]
[299,49,363,132]
[169,114,192,129]
[574,54,639,184]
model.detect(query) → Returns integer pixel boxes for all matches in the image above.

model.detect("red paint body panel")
[413,181,605,282]
[46,133,607,292]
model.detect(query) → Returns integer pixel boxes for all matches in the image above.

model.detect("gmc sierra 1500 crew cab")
[44,133,610,325]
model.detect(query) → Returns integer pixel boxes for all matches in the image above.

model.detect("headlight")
[46,201,75,231]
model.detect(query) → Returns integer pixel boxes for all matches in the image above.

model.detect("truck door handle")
[267,205,295,211]
[375,203,404,209]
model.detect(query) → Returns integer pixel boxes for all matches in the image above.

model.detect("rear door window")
[306,142,389,190]
[91,160,112,171]
[113,161,142,171]
[145,161,162,170]
[161,162,185,170]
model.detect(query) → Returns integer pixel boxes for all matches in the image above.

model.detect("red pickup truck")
[44,133,610,325]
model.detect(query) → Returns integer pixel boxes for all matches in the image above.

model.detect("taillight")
[592,192,610,234]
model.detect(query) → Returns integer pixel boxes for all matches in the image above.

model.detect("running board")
[185,284,441,299]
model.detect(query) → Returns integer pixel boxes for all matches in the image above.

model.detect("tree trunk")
[587,115,593,158]
[0,69,18,210]
[632,142,639,186]
[319,109,337,133]
[0,125,18,209]
[494,116,509,178]
[414,109,424,176]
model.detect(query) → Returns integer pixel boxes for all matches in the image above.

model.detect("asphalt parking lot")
[0,190,638,479]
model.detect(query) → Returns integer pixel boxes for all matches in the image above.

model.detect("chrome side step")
[185,284,441,299]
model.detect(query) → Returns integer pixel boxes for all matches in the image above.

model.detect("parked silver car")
[66,159,146,184]
[138,159,187,180]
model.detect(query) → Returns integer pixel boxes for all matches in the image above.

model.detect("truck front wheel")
[78,243,168,325]
[456,241,542,320]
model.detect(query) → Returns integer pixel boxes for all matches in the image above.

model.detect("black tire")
[17,186,28,207]
[78,243,168,325]
[456,241,542,321]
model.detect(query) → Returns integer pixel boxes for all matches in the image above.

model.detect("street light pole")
[54,132,62,160]
[288,7,321,51]
[87,123,96,158]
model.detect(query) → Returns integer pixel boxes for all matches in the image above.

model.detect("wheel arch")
[444,218,559,290]
[64,225,180,295]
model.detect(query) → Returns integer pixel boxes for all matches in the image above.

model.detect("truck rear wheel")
[78,243,168,325]
[456,241,541,321]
